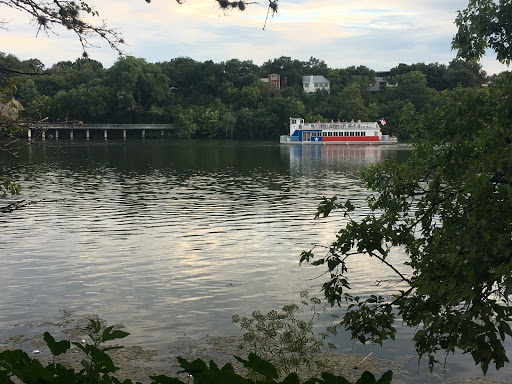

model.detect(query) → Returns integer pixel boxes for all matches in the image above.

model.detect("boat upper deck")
[299,121,378,130]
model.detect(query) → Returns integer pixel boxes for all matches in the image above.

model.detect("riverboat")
[280,117,398,145]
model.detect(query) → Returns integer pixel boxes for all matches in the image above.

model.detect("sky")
[1,0,509,74]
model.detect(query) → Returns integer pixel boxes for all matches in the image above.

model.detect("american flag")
[378,118,387,125]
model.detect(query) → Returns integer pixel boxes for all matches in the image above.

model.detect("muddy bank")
[0,312,509,384]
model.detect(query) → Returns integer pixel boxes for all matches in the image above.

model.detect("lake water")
[0,140,510,383]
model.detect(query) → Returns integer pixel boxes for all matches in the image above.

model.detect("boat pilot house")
[280,118,397,145]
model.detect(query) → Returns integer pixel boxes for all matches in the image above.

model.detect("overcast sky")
[1,0,509,74]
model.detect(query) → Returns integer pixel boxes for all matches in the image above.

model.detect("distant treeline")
[0,52,491,140]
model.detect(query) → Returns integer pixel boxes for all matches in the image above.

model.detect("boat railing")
[300,122,377,130]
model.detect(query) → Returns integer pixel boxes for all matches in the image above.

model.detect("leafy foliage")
[0,1,280,58]
[301,73,512,373]
[0,176,21,197]
[0,321,392,384]
[0,318,132,384]
[0,0,125,56]
[1,50,493,142]
[233,291,338,375]
[453,0,512,64]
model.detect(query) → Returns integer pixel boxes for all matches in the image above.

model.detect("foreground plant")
[233,291,338,375]
[300,74,512,373]
[0,319,391,384]
[0,318,131,384]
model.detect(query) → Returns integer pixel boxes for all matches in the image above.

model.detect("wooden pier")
[27,123,175,140]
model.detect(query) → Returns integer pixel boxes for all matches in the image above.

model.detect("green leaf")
[51,363,78,384]
[101,326,130,342]
[0,370,16,384]
[220,362,236,373]
[234,353,278,380]
[112,378,137,384]
[281,372,301,384]
[0,350,53,383]
[376,370,393,384]
[320,371,351,384]
[176,356,208,373]
[354,371,377,384]
[44,331,71,356]
[149,375,186,384]
[90,318,102,334]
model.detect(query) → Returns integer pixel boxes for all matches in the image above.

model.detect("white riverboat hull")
[281,117,398,145]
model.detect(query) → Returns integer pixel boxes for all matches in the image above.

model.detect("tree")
[453,0,512,64]
[0,0,125,57]
[0,0,279,63]
[302,72,512,374]
[261,56,305,87]
[392,71,438,110]
[443,59,487,89]
[334,83,370,121]
[301,3,512,375]
[390,62,450,91]
[327,66,375,96]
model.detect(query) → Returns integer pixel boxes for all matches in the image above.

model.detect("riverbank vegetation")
[0,51,489,142]
[0,314,393,384]
[1,0,512,381]
[299,0,512,374]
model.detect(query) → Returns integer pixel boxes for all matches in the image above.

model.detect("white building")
[302,75,330,94]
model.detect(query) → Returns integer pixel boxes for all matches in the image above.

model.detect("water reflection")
[0,140,509,383]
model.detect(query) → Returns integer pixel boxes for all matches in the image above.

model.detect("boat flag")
[378,118,387,125]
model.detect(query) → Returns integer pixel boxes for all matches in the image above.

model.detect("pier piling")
[27,123,174,141]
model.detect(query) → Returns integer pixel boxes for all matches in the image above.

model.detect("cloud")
[0,0,507,74]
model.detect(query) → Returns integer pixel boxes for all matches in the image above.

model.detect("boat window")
[350,132,354,136]
[362,132,366,136]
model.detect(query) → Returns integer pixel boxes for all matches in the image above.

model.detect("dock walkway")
[27,123,175,140]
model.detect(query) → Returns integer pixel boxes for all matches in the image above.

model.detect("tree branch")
[0,66,44,76]
[367,250,412,285]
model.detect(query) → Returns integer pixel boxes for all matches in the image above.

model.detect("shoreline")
[1,312,510,384]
